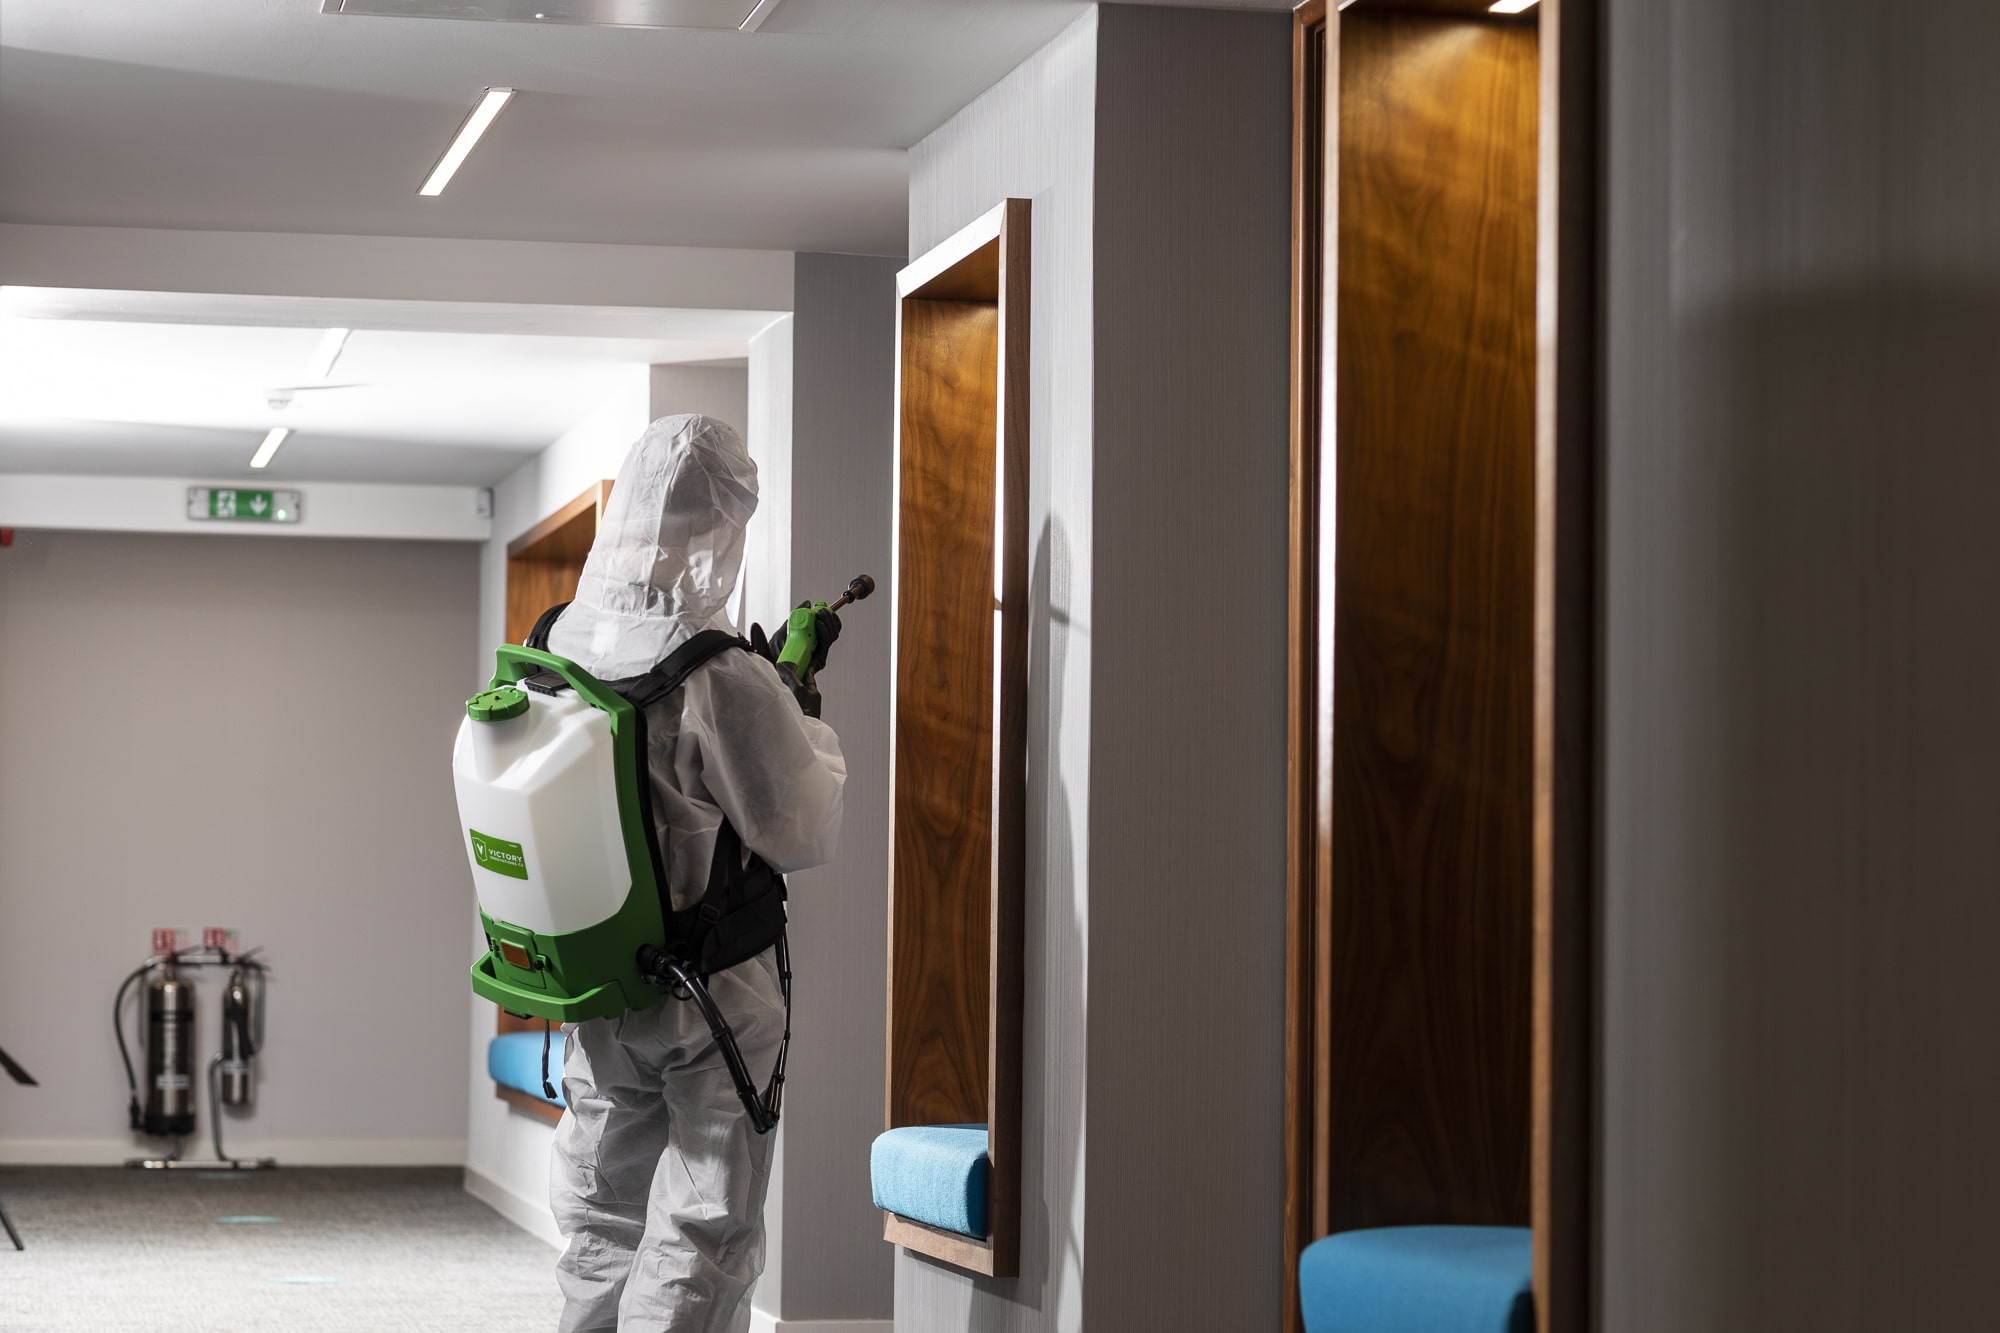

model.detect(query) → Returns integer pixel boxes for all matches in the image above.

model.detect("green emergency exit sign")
[187,487,303,524]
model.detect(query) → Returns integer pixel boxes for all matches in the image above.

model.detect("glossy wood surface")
[884,198,1028,1278]
[496,1083,564,1125]
[1284,7,1331,1333]
[1532,0,1597,1326]
[888,295,999,1132]
[1322,10,1538,1231]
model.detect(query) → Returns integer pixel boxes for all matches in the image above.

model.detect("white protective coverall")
[543,414,845,1333]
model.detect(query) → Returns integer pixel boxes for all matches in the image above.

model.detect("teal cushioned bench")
[488,1030,566,1108]
[1299,1226,1533,1333]
[870,1125,989,1239]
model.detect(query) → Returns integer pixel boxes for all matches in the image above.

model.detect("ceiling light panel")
[250,427,291,470]
[307,329,351,381]
[420,88,514,197]
[320,0,762,30]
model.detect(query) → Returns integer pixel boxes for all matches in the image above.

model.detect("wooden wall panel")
[888,297,1001,1131]
[884,199,1028,1279]
[1323,11,1539,1232]
[495,480,609,1043]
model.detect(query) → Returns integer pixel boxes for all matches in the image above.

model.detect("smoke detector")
[319,0,782,30]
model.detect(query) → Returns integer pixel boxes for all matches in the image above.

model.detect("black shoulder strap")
[525,601,570,651]
[622,629,751,712]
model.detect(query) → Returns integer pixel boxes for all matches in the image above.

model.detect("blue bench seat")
[488,1030,567,1108]
[870,1125,989,1239]
[1299,1226,1533,1333]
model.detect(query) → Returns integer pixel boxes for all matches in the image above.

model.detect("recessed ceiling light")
[419,88,514,198]
[250,427,291,470]
[1489,0,1540,12]
[307,328,350,380]
[739,0,782,31]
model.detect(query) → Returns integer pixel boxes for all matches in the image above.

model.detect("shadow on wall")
[905,517,1086,1333]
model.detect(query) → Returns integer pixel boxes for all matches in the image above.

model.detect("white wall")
[742,317,795,638]
[0,529,479,1165]
[1600,0,2000,1327]
[0,474,490,542]
[0,223,793,314]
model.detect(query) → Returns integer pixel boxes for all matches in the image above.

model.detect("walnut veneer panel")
[888,296,1001,1131]
[1322,11,1538,1231]
[885,199,1028,1278]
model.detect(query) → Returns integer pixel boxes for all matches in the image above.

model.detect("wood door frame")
[491,477,616,1125]
[1283,1,1599,1329]
[1283,10,1331,1333]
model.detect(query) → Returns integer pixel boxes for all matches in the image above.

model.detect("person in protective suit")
[541,414,845,1333]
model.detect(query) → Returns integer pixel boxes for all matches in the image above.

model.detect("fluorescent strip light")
[250,427,291,470]
[419,88,514,197]
[307,328,350,380]
[1489,0,1540,11]
[739,0,782,30]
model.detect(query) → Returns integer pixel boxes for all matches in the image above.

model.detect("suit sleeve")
[680,653,846,874]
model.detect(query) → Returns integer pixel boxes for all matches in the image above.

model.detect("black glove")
[749,622,777,663]
[784,671,824,719]
[769,604,843,675]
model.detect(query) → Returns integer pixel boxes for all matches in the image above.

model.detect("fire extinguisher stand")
[117,947,278,1171]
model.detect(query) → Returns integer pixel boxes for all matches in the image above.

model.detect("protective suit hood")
[549,414,757,681]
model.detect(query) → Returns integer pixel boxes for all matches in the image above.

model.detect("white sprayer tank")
[452,689,631,936]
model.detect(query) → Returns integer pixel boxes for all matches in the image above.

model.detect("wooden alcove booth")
[492,479,613,1125]
[1285,2,1597,1331]
[881,199,1030,1276]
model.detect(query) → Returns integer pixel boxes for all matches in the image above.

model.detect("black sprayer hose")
[636,945,785,1135]
[112,961,154,1128]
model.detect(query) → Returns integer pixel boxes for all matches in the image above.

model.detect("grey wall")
[767,251,903,1324]
[1601,0,2000,1328]
[648,362,750,439]
[904,10,1099,1330]
[1084,7,1291,1328]
[900,7,1291,1330]
[0,530,479,1162]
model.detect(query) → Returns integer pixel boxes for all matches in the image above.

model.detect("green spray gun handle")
[777,603,828,678]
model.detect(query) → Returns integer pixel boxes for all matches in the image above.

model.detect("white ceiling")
[0,0,1106,254]
[0,289,767,485]
[0,0,1295,489]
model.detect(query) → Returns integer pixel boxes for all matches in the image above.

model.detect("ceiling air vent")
[318,0,777,31]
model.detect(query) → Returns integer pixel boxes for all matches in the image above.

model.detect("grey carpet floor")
[0,1166,564,1332]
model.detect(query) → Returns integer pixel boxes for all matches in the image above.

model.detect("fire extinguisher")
[141,967,196,1137]
[217,968,256,1107]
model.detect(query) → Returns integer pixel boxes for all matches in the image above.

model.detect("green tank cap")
[467,685,529,722]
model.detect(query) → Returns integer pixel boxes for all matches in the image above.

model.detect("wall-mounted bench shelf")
[879,198,1030,1278]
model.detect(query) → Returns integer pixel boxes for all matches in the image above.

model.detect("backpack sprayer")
[453,574,875,1133]
[112,945,277,1170]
